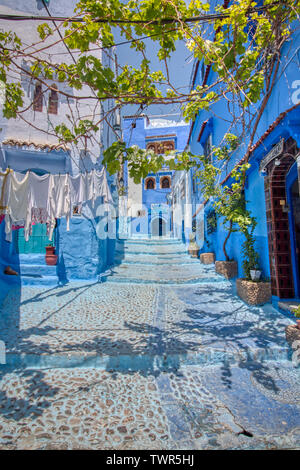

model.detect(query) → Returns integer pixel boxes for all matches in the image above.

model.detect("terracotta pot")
[45,246,58,266]
[285,324,300,348]
[215,260,237,279]
[45,254,58,266]
[200,252,215,264]
[3,265,18,276]
[188,234,199,258]
[188,247,199,258]
[46,246,55,255]
[236,278,271,306]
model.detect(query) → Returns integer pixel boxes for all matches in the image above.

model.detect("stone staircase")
[2,254,59,286]
[105,238,222,284]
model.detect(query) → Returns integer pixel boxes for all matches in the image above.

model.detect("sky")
[114,31,194,121]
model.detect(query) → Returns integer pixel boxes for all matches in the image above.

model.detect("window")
[137,210,146,217]
[145,177,155,190]
[161,176,171,189]
[33,84,43,112]
[146,140,175,154]
[201,61,205,82]
[48,84,58,114]
[192,175,196,193]
[203,133,213,163]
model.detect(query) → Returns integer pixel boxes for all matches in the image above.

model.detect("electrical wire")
[0,3,282,25]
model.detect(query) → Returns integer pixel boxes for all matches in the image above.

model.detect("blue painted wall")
[189,8,300,293]
[123,116,189,237]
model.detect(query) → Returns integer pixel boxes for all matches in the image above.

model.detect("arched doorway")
[151,216,167,237]
[264,138,299,298]
[287,165,300,297]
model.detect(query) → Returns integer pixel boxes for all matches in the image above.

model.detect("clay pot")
[188,233,199,258]
[45,246,58,266]
[200,252,215,264]
[215,260,237,279]
[236,278,271,306]
[188,247,199,258]
[3,266,18,276]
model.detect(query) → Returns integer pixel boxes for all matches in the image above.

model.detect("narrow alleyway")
[0,239,299,450]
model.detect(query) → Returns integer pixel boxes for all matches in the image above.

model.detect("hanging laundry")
[31,208,49,226]
[24,172,51,241]
[92,167,113,206]
[0,169,11,215]
[5,171,30,242]
[47,173,71,240]
[0,167,113,242]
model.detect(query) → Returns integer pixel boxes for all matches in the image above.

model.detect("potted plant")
[293,305,300,330]
[236,220,271,306]
[199,209,216,264]
[188,231,199,258]
[45,242,58,266]
[285,305,300,351]
[213,196,240,279]
[250,268,262,281]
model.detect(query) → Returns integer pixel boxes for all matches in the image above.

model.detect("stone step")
[3,346,291,370]
[9,263,57,277]
[278,301,300,319]
[19,254,48,265]
[115,247,188,256]
[117,241,187,251]
[120,238,183,245]
[21,275,60,286]
[103,267,222,284]
[114,257,199,266]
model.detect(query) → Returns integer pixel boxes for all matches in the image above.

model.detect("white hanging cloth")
[5,171,31,242]
[1,167,113,242]
[92,167,113,206]
[0,169,11,215]
[26,172,51,241]
[47,174,71,240]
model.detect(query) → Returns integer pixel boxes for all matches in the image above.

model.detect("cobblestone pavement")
[0,239,299,450]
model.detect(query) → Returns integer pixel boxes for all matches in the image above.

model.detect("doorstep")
[276,299,300,318]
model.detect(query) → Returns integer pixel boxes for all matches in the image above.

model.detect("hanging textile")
[5,171,31,242]
[24,172,51,241]
[48,173,71,239]
[0,167,113,242]
[0,169,12,215]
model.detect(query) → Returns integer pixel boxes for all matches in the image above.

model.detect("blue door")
[14,224,55,254]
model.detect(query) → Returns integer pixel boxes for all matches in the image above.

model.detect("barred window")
[203,134,213,163]
[145,177,155,190]
[33,84,43,112]
[48,84,58,114]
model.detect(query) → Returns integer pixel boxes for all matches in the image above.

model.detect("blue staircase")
[106,238,221,285]
[6,254,59,286]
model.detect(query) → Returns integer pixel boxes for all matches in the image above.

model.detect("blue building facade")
[0,0,117,286]
[122,115,189,238]
[188,3,300,305]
